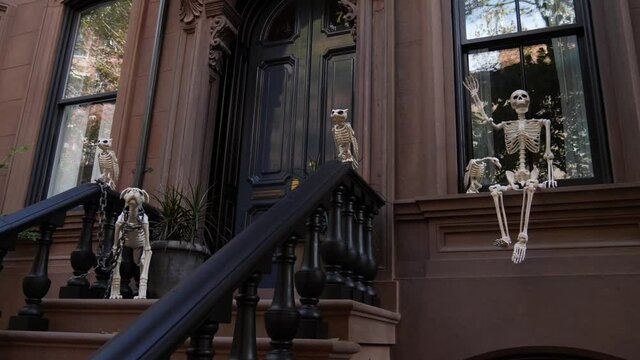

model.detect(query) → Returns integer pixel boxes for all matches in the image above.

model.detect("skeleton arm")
[540,119,557,188]
[463,76,503,130]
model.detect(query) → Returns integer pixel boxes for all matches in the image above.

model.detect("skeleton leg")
[489,185,511,247]
[513,181,537,264]
[135,224,152,299]
[110,249,123,299]
[109,224,123,299]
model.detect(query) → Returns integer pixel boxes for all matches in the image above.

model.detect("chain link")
[95,179,109,269]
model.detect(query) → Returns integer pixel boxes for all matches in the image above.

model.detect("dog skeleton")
[97,138,119,189]
[464,157,502,194]
[109,187,152,299]
[464,76,557,264]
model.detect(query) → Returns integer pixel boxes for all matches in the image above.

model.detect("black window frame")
[452,0,611,193]
[27,0,124,204]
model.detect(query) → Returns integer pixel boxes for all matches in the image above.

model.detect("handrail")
[91,161,383,359]
[0,183,105,239]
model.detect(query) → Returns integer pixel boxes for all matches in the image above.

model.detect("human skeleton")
[331,109,359,169]
[97,138,119,189]
[110,187,152,299]
[464,76,557,264]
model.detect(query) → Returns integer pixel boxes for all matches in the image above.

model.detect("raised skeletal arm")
[463,76,503,130]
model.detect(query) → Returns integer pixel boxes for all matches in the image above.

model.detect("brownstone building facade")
[1,0,640,358]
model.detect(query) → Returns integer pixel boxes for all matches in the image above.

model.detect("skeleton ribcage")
[334,125,352,146]
[503,121,542,154]
[468,161,486,180]
[99,151,115,173]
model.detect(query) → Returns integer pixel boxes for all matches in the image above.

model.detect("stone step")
[41,298,400,345]
[0,330,360,360]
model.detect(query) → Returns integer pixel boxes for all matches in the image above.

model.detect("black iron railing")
[91,161,384,359]
[0,161,384,359]
[0,182,123,330]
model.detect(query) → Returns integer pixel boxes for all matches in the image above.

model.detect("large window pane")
[468,47,523,184]
[64,0,132,99]
[465,0,518,40]
[524,36,593,179]
[520,0,576,31]
[466,36,593,186]
[48,102,115,196]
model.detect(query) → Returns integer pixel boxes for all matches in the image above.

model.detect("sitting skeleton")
[110,187,152,299]
[96,138,119,189]
[464,76,557,264]
[331,109,359,169]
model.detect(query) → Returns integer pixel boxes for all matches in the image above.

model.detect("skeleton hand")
[542,180,557,188]
[512,233,528,264]
[463,76,480,96]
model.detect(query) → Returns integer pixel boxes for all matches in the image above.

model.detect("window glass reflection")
[327,0,350,32]
[64,0,132,99]
[465,0,518,40]
[466,35,593,185]
[520,0,576,31]
[49,102,115,196]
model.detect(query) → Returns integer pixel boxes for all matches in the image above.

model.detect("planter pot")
[147,240,211,298]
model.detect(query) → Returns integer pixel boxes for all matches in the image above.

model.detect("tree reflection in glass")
[467,35,593,186]
[465,0,518,40]
[520,0,575,31]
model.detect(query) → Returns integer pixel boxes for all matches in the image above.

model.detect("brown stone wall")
[391,0,640,358]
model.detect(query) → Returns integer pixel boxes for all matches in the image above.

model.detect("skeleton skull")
[510,90,530,115]
[331,109,349,124]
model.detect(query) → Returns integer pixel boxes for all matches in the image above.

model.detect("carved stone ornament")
[209,15,238,75]
[339,0,358,42]
[180,0,204,28]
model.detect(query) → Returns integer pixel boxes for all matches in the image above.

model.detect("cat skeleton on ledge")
[464,76,557,264]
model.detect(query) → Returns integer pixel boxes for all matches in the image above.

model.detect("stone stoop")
[0,330,360,360]
[0,298,399,359]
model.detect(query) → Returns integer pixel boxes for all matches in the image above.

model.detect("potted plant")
[147,184,220,298]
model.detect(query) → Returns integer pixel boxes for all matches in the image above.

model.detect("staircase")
[0,161,400,359]
[0,299,399,359]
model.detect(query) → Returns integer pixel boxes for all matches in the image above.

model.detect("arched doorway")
[225,0,356,232]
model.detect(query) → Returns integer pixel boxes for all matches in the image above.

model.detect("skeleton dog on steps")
[464,76,558,264]
[109,187,152,299]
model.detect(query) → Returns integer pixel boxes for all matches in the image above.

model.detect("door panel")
[235,0,355,232]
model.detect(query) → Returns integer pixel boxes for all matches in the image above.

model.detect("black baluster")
[188,318,220,360]
[265,236,300,360]
[295,208,328,339]
[352,204,367,302]
[188,292,233,360]
[229,271,262,360]
[363,209,379,306]
[0,247,7,272]
[92,204,117,298]
[9,215,64,331]
[59,201,98,298]
[320,186,348,299]
[340,195,357,299]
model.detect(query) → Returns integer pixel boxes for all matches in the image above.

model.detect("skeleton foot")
[493,237,512,248]
[110,278,122,299]
[512,233,528,264]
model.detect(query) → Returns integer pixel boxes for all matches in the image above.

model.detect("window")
[28,0,132,201]
[453,0,609,189]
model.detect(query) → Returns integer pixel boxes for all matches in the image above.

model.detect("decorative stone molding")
[180,0,204,30]
[339,0,358,42]
[204,0,241,77]
[208,15,237,75]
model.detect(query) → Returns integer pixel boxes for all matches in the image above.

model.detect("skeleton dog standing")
[464,76,557,264]
[110,187,152,299]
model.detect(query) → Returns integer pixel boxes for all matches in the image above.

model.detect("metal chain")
[95,179,109,269]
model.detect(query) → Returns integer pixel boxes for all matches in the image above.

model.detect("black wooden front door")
[234,0,355,232]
